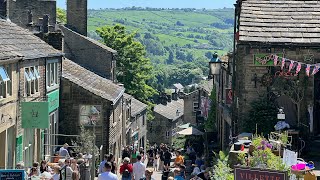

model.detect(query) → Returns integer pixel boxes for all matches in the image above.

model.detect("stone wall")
[183,91,198,125]
[234,45,318,133]
[66,0,87,36]
[60,26,116,81]
[8,0,56,29]
[60,78,124,155]
[148,113,183,146]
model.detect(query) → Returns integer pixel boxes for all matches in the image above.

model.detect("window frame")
[24,66,40,97]
[0,64,12,99]
[46,59,59,91]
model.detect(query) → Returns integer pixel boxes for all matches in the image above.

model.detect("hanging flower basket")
[261,73,273,86]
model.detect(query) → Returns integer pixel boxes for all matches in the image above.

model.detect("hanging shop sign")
[0,170,25,179]
[47,89,59,113]
[234,166,288,180]
[253,54,283,66]
[21,101,49,128]
[225,88,232,104]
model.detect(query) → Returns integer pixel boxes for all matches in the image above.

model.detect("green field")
[87,8,234,88]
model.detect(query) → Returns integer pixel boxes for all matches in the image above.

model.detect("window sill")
[47,84,59,92]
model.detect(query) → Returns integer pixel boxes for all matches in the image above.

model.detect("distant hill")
[87,8,234,90]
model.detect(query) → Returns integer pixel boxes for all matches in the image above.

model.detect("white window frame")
[46,60,59,91]
[0,64,12,99]
[24,66,40,97]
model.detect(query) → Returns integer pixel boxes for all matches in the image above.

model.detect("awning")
[178,123,190,129]
[177,127,204,136]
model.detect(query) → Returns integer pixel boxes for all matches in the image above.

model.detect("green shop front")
[17,89,59,164]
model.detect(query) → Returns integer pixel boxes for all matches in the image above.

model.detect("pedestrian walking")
[139,168,155,180]
[119,157,133,180]
[164,148,172,170]
[98,154,108,174]
[132,155,146,180]
[153,154,158,171]
[97,162,117,180]
[61,158,73,180]
[59,143,70,158]
[107,154,117,174]
[174,150,184,166]
[173,168,185,180]
[158,147,164,171]
[51,165,61,180]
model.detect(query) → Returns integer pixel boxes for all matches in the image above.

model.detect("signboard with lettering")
[47,89,59,113]
[0,169,25,180]
[235,166,288,180]
[21,102,49,128]
[253,54,283,66]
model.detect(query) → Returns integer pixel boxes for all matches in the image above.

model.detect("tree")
[72,125,98,156]
[56,8,66,24]
[244,97,278,135]
[205,51,213,59]
[167,51,174,64]
[96,25,157,118]
[205,86,217,132]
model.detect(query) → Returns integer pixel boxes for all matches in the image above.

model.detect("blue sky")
[57,0,236,9]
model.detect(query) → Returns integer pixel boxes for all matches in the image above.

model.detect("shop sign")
[15,136,23,163]
[235,166,288,180]
[21,102,49,129]
[0,170,25,179]
[47,89,59,113]
[254,54,283,66]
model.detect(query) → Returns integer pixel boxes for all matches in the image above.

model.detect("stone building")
[183,80,213,126]
[233,0,320,139]
[0,18,63,167]
[130,96,148,150]
[60,59,125,160]
[61,0,117,82]
[148,98,184,145]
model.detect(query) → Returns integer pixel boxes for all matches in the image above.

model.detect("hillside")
[87,8,234,90]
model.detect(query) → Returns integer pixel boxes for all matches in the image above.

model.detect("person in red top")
[120,157,133,180]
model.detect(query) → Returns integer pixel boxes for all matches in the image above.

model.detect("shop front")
[19,90,58,165]
[0,103,16,169]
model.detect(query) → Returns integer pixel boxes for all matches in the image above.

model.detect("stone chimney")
[67,0,87,36]
[172,92,178,101]
[167,95,172,103]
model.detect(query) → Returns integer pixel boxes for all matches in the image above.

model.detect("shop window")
[0,65,12,99]
[46,61,58,88]
[24,66,40,96]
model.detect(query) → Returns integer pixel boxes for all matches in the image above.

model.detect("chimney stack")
[67,0,88,36]
[42,14,49,33]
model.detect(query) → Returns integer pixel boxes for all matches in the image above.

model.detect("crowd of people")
[95,143,212,180]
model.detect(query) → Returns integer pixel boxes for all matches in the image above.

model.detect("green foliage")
[88,8,233,89]
[205,86,217,132]
[213,151,234,180]
[56,8,66,24]
[244,97,278,135]
[71,125,99,156]
[96,24,157,119]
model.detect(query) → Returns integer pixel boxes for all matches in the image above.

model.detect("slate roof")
[154,99,184,121]
[0,19,62,60]
[131,97,148,117]
[62,59,125,104]
[239,0,320,44]
[173,83,184,90]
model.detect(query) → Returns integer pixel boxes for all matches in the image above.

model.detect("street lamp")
[208,53,229,78]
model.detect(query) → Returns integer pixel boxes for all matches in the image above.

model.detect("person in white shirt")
[98,162,117,180]
[132,155,146,180]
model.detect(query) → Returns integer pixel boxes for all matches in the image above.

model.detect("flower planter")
[272,149,283,157]
[249,145,255,155]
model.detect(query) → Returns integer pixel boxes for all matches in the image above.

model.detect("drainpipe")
[231,1,238,136]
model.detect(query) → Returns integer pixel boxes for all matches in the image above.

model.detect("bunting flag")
[264,54,320,77]
[288,60,294,72]
[274,55,279,66]
[306,64,311,77]
[281,58,286,70]
[295,62,301,76]
[312,65,320,76]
